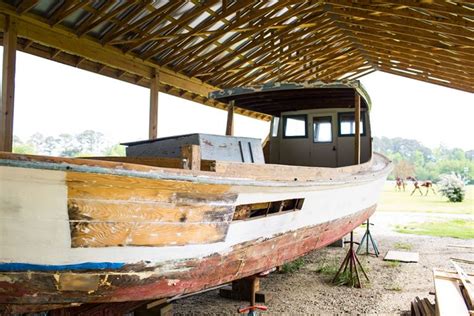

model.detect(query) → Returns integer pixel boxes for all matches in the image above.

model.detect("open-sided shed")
[0,0,472,151]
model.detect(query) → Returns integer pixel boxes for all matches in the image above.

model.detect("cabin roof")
[209,81,371,116]
[0,1,472,121]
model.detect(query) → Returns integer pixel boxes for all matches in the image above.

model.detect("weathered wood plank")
[181,144,201,170]
[84,156,215,171]
[70,221,229,247]
[67,171,234,203]
[67,199,233,223]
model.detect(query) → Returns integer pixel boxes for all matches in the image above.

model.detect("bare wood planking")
[70,221,229,247]
[68,199,234,223]
[67,171,235,203]
[66,171,236,247]
[84,156,215,171]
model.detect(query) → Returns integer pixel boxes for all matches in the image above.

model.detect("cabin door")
[310,115,337,167]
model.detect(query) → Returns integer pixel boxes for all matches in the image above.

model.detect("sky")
[5,50,474,150]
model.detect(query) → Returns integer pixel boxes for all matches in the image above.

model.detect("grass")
[395,219,474,239]
[393,242,413,251]
[385,284,403,292]
[377,183,473,215]
[280,258,305,274]
[384,260,400,268]
[315,260,369,287]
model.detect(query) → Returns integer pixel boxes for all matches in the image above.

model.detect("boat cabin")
[211,81,372,168]
[122,82,371,169]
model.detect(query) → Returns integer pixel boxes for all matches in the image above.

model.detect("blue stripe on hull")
[0,262,125,272]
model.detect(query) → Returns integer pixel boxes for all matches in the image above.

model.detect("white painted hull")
[0,152,391,310]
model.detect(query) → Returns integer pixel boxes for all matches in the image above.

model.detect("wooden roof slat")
[76,1,138,37]
[124,0,222,54]
[175,3,318,73]
[102,1,184,45]
[327,4,474,40]
[377,64,473,93]
[16,0,38,15]
[159,1,295,67]
[368,52,473,85]
[328,0,473,28]
[138,1,260,63]
[99,0,152,41]
[362,45,473,77]
[336,15,474,50]
[187,13,332,78]
[49,0,91,27]
[226,40,354,87]
[355,34,474,68]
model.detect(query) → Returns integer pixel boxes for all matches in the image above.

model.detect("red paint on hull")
[0,206,375,314]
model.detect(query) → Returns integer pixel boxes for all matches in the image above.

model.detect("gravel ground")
[172,211,474,315]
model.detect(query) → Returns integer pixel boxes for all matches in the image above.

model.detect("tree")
[76,130,104,155]
[393,160,415,179]
[57,133,82,157]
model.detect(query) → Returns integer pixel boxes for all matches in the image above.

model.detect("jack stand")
[237,275,268,316]
[332,231,369,288]
[357,218,379,257]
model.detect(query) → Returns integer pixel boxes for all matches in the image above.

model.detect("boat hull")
[0,152,391,313]
[0,206,374,313]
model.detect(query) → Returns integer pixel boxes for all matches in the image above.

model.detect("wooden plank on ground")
[433,269,470,316]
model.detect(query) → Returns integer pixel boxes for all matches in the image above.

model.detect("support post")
[149,70,159,139]
[225,100,234,136]
[354,93,361,165]
[0,15,17,152]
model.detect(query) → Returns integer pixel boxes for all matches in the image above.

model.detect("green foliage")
[373,137,473,183]
[315,261,339,276]
[438,173,466,202]
[393,242,412,251]
[395,219,474,239]
[280,258,305,274]
[384,260,400,268]
[12,131,125,157]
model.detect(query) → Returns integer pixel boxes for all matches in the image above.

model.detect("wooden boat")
[0,82,391,313]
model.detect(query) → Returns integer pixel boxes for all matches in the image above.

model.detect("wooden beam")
[354,93,361,165]
[0,4,218,98]
[225,100,234,136]
[0,15,17,152]
[149,71,159,139]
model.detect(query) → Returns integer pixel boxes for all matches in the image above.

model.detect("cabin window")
[338,112,365,136]
[313,116,333,143]
[283,115,307,138]
[271,117,280,137]
[233,198,304,221]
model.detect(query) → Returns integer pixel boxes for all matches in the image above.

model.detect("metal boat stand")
[332,231,369,288]
[357,218,380,257]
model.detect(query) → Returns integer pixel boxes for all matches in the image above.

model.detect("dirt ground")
[172,211,474,315]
